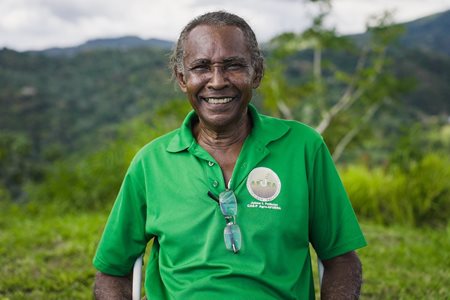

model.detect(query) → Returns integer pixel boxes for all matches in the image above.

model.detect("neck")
[192,112,252,186]
[194,113,252,151]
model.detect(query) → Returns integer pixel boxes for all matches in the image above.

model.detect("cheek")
[233,75,254,91]
[185,76,206,93]
[236,70,256,85]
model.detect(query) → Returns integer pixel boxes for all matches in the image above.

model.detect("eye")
[189,61,210,72]
[224,62,247,71]
[192,65,208,71]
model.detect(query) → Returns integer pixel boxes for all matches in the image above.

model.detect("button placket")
[205,160,222,191]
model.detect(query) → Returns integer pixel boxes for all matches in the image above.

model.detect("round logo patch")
[246,167,281,202]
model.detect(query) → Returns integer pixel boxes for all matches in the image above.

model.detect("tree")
[259,1,409,162]
[0,132,35,200]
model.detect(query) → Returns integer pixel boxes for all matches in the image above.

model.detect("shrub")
[24,139,135,211]
[404,153,450,226]
[0,183,12,202]
[23,101,191,212]
[341,152,450,227]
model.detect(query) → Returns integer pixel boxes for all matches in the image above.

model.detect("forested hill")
[398,9,450,56]
[0,46,181,154]
[1,9,449,156]
[37,36,173,57]
[392,10,450,115]
[343,9,450,115]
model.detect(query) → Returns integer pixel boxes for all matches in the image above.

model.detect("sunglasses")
[208,190,242,253]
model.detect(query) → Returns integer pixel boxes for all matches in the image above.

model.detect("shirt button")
[212,180,219,188]
[208,161,215,167]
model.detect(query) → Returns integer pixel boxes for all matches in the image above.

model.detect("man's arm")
[320,251,363,300]
[94,271,133,300]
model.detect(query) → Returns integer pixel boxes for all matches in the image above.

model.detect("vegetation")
[0,204,104,299]
[358,222,450,299]
[341,152,450,227]
[23,101,191,211]
[0,47,181,198]
[1,10,449,199]
[0,4,449,299]
[1,204,448,299]
[259,7,422,163]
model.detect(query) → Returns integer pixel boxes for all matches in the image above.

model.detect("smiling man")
[93,11,367,300]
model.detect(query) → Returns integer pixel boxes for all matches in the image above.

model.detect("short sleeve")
[308,142,367,260]
[93,161,149,275]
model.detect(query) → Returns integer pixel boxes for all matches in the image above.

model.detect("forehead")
[183,25,251,61]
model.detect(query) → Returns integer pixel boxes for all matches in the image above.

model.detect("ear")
[252,71,262,89]
[175,69,188,93]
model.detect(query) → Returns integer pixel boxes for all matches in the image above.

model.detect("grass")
[0,203,448,299]
[358,222,449,299]
[0,204,107,299]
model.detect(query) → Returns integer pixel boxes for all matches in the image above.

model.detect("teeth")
[205,97,233,104]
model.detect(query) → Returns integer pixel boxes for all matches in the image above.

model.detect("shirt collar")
[166,104,289,153]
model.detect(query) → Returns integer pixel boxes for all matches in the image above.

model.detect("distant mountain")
[1,9,448,150]
[394,10,450,114]
[29,9,450,58]
[1,10,449,200]
[350,10,450,56]
[33,36,174,56]
[399,9,450,56]
[333,9,450,115]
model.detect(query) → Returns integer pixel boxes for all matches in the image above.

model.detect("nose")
[207,66,229,90]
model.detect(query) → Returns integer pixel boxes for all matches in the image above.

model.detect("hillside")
[1,10,448,147]
[343,10,450,115]
[37,36,173,57]
[0,47,181,153]
[399,9,450,56]
[0,10,449,199]
[393,10,450,114]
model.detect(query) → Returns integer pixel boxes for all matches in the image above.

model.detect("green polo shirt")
[93,105,367,299]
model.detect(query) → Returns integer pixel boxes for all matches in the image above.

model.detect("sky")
[1,0,449,51]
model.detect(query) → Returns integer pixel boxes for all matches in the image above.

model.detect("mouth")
[202,97,234,104]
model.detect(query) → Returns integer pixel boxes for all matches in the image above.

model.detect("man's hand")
[94,271,133,300]
[320,251,363,299]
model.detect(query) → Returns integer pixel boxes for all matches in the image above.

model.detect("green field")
[0,204,448,299]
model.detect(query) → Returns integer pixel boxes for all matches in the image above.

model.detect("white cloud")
[331,0,450,33]
[0,0,449,51]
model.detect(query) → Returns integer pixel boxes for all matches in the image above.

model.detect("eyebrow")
[222,56,248,64]
[189,56,248,65]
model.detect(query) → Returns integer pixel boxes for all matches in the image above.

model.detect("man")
[93,11,367,299]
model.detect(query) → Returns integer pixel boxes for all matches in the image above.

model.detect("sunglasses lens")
[219,190,237,216]
[224,223,242,253]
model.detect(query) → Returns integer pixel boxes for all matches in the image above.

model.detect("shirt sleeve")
[308,141,367,260]
[93,160,149,276]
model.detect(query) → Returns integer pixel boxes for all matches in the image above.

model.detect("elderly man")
[93,11,367,300]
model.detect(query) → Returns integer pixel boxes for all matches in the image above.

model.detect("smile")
[203,97,234,104]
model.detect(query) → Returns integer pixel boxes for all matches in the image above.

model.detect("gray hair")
[169,11,264,79]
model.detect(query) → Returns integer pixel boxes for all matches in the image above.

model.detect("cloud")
[331,0,450,33]
[0,0,131,49]
[188,0,315,41]
[0,0,449,51]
